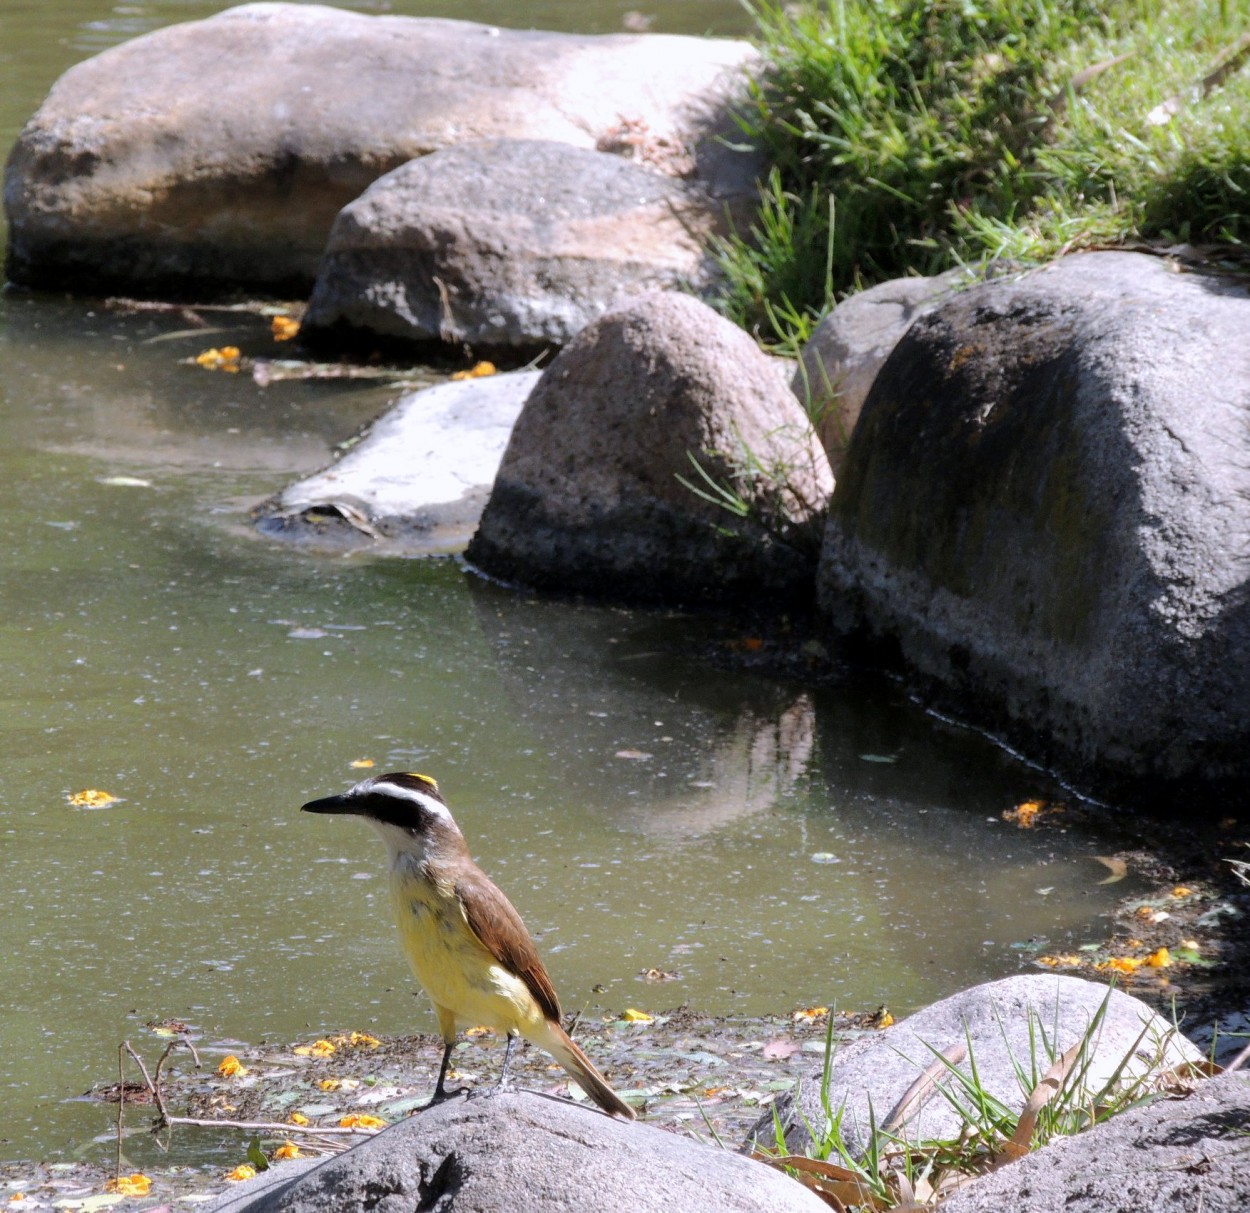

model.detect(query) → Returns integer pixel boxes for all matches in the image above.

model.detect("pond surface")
[0,0,1146,1170]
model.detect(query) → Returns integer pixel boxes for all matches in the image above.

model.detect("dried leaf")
[1092,856,1128,884]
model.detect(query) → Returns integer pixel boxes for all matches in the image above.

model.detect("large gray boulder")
[466,291,834,604]
[751,974,1202,1158]
[793,270,968,473]
[939,1070,1250,1213]
[817,251,1250,810]
[4,3,759,295]
[206,1089,828,1213]
[302,139,734,354]
[254,371,540,553]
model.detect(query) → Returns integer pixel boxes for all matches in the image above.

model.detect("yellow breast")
[388,868,544,1038]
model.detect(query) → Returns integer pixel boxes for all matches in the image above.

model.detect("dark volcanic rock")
[817,251,1250,810]
[467,291,833,605]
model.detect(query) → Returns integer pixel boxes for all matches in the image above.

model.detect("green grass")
[719,0,1250,346]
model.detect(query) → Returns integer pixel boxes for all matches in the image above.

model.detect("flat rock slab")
[303,139,732,353]
[255,371,539,553]
[752,974,1203,1158]
[206,1089,828,1213]
[467,290,834,604]
[940,1070,1250,1213]
[5,2,759,295]
[818,250,1250,809]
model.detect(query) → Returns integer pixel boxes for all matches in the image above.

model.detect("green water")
[0,0,1141,1170]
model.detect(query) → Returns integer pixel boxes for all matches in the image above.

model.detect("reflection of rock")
[254,372,539,553]
[465,577,814,837]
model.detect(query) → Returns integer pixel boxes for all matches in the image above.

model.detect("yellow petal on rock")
[273,1142,302,1160]
[317,1078,341,1092]
[349,1031,381,1048]
[289,1111,310,1126]
[339,1114,386,1129]
[1171,885,1193,898]
[217,1055,248,1077]
[271,316,301,342]
[450,360,496,380]
[1146,947,1172,968]
[225,1165,256,1183]
[621,1008,654,1023]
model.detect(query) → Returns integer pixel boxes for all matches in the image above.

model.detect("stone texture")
[302,139,733,353]
[817,251,1250,810]
[466,291,833,604]
[205,1089,828,1213]
[793,270,968,473]
[939,1070,1250,1213]
[749,974,1203,1159]
[4,3,759,295]
[254,371,540,553]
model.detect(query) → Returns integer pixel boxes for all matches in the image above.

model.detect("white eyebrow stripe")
[364,779,453,819]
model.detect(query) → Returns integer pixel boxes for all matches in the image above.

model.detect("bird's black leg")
[428,1038,460,1104]
[496,1033,518,1093]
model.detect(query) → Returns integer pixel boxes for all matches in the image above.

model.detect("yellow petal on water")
[194,346,242,373]
[67,789,119,808]
[105,1174,151,1197]
[465,1025,494,1037]
[271,316,301,342]
[1003,798,1046,828]
[273,1141,302,1160]
[621,1008,654,1023]
[349,758,375,769]
[450,360,496,381]
[225,1165,256,1183]
[339,1114,386,1129]
[217,1055,248,1077]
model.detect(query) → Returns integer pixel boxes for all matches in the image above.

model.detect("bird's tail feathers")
[533,1019,636,1120]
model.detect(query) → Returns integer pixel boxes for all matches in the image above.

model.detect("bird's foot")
[425,1084,470,1107]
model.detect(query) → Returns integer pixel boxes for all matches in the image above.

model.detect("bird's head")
[302,771,463,861]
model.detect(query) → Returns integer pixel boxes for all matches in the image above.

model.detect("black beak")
[302,793,358,815]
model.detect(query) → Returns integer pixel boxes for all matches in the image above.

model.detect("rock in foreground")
[206,1089,827,1213]
[4,3,757,295]
[818,251,1250,810]
[940,1070,1250,1213]
[753,973,1202,1158]
[467,291,833,604]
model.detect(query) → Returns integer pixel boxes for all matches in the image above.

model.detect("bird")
[302,771,635,1120]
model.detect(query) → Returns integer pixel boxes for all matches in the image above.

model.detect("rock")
[302,139,734,354]
[4,3,759,295]
[750,974,1202,1158]
[938,1070,1250,1213]
[793,270,968,473]
[817,251,1250,809]
[254,371,539,553]
[466,291,834,604]
[205,1088,828,1213]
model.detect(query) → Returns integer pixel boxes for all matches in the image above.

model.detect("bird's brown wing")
[454,870,562,1023]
